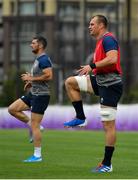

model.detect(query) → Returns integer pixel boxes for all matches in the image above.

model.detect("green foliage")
[122,84,138,104]
[0,69,24,107]
[1,68,138,106]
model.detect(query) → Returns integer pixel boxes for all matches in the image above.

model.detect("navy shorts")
[90,75,123,107]
[20,92,50,114]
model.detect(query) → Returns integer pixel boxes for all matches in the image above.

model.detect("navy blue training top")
[37,54,52,69]
[30,53,52,95]
[103,36,118,53]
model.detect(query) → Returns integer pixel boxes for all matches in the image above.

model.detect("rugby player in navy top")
[64,15,123,172]
[8,36,53,162]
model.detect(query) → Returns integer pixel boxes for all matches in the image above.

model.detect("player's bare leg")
[22,112,43,163]
[8,99,44,143]
[22,112,43,162]
[65,75,93,101]
[8,99,30,123]
[92,105,116,173]
[31,113,43,148]
[102,120,116,146]
[65,76,81,102]
[64,76,93,128]
[92,105,116,172]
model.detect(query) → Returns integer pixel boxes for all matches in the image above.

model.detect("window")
[19,2,36,15]
[11,21,38,40]
[62,45,74,62]
[58,2,80,64]
[61,24,75,41]
[58,2,80,21]
[20,43,33,62]
[11,42,33,62]
[19,22,37,39]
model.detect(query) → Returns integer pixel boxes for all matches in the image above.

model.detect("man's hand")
[24,81,32,91]
[21,72,32,82]
[76,65,92,75]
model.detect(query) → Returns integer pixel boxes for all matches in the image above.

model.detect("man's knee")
[8,105,16,116]
[65,76,78,89]
[100,107,117,122]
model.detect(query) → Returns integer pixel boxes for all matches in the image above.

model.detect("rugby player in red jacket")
[64,15,123,173]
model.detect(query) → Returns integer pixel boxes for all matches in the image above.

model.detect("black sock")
[102,146,115,166]
[72,101,86,120]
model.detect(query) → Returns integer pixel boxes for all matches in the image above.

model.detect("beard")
[32,49,39,54]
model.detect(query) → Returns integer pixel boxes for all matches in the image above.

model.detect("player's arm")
[31,67,53,81]
[21,56,53,82]
[92,36,118,68]
[94,50,118,68]
[24,81,32,91]
[21,68,53,82]
[77,36,118,75]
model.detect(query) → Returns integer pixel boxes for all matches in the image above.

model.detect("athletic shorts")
[20,92,50,114]
[90,75,123,107]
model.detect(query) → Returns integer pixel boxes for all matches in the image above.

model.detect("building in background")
[3,0,56,75]
[1,0,138,104]
[2,0,57,100]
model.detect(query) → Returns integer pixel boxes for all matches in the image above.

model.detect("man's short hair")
[33,36,47,49]
[92,15,108,28]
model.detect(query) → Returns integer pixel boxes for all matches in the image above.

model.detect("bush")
[0,69,24,107]
[122,85,138,104]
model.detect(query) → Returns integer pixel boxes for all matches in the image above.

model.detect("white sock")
[34,147,41,157]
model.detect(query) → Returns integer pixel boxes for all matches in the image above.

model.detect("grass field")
[0,129,138,179]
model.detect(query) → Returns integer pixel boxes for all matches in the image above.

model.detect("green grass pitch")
[0,129,138,179]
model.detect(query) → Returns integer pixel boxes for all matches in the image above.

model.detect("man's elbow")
[110,57,117,65]
[48,75,53,80]
[46,74,53,81]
